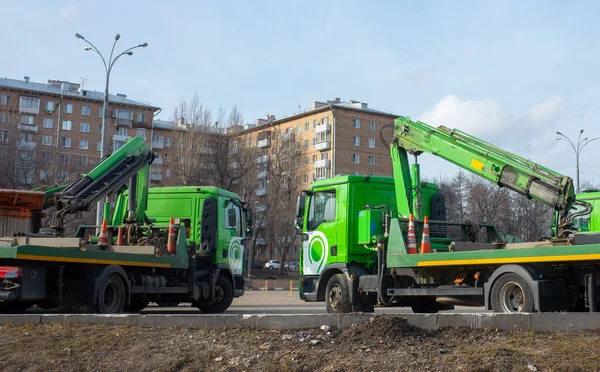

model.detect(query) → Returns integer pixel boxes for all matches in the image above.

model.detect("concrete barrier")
[0,313,599,331]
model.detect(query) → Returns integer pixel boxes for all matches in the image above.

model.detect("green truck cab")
[297,117,600,314]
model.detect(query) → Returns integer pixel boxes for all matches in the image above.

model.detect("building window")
[113,141,124,151]
[62,120,72,130]
[166,168,172,177]
[369,138,376,148]
[312,155,317,164]
[98,107,103,117]
[354,119,360,128]
[96,142,102,152]
[304,174,308,183]
[79,156,88,167]
[46,101,55,113]
[79,139,89,150]
[316,167,329,179]
[40,151,51,164]
[304,139,308,149]
[313,120,318,128]
[60,154,70,165]
[296,124,301,134]
[165,137,172,148]
[40,170,48,181]
[0,111,8,123]
[137,113,146,122]
[42,135,52,146]
[19,97,40,111]
[98,124,102,134]
[115,108,133,120]
[116,127,128,136]
[61,137,71,148]
[43,118,53,128]
[20,115,34,125]
[369,121,376,131]
[369,156,376,166]
[304,122,309,131]
[18,133,33,143]
[304,156,309,165]
[0,129,8,144]
[152,134,163,143]
[64,103,73,114]
[136,128,146,139]
[353,154,360,163]
[59,172,69,182]
[323,117,329,125]
[80,123,90,133]
[1,96,10,105]
[81,105,91,116]
[353,136,360,146]
[165,152,171,162]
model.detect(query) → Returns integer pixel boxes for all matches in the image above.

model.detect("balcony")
[17,141,36,150]
[315,141,331,151]
[315,123,331,133]
[256,188,267,196]
[152,141,164,149]
[257,138,271,148]
[133,120,152,129]
[113,117,133,127]
[199,147,214,155]
[230,161,240,169]
[112,134,131,142]
[150,173,163,181]
[257,170,267,179]
[315,159,331,168]
[153,157,163,165]
[255,238,267,245]
[17,124,38,133]
[255,204,267,213]
[256,154,269,164]
[19,106,39,115]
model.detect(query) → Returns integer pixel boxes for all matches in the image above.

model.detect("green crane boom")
[392,116,576,218]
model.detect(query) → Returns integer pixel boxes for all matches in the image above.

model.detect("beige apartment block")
[0,76,159,188]
[235,98,399,262]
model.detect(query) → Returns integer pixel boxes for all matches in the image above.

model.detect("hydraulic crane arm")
[51,136,155,231]
[392,116,576,217]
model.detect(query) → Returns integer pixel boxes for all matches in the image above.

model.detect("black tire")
[196,275,234,314]
[411,298,440,313]
[94,273,126,314]
[269,266,275,270]
[325,273,352,314]
[490,273,534,313]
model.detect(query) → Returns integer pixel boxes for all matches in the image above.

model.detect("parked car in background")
[264,260,290,270]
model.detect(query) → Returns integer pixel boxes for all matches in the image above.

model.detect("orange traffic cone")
[98,219,109,247]
[407,214,418,254]
[420,216,431,254]
[167,217,177,255]
[116,227,124,246]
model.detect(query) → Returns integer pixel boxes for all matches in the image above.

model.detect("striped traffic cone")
[420,216,431,254]
[98,219,109,247]
[167,217,177,255]
[407,214,418,254]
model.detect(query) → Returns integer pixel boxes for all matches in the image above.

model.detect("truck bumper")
[299,276,317,302]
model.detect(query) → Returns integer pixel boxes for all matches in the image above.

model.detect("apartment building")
[236,98,399,261]
[0,76,159,188]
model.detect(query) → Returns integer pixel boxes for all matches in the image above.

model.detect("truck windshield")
[307,190,336,230]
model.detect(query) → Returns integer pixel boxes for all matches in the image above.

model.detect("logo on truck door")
[303,231,329,275]
[229,238,243,275]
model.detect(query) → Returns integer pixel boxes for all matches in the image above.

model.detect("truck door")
[224,201,244,276]
[303,189,338,275]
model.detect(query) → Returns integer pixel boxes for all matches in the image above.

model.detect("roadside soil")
[0,316,598,371]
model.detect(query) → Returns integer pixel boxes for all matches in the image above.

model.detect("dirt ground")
[0,316,598,371]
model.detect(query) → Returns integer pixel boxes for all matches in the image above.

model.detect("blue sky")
[4,1,600,181]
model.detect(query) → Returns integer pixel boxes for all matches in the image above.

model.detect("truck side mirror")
[295,194,306,230]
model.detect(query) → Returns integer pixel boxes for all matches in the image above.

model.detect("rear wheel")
[94,273,126,314]
[490,273,534,313]
[196,275,234,314]
[325,274,352,314]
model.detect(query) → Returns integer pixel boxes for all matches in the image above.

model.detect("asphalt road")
[141,290,489,314]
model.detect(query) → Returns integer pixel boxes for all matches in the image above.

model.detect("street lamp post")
[556,129,600,194]
[75,33,148,226]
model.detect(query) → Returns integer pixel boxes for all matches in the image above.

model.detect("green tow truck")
[297,116,600,313]
[0,137,251,314]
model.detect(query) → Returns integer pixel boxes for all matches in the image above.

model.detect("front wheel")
[490,273,534,313]
[195,275,234,314]
[325,274,352,313]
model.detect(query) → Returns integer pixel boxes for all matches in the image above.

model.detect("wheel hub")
[329,285,342,311]
[499,281,525,312]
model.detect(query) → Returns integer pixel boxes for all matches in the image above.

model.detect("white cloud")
[59,4,79,19]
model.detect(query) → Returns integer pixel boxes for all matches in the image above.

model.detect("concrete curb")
[0,313,598,331]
